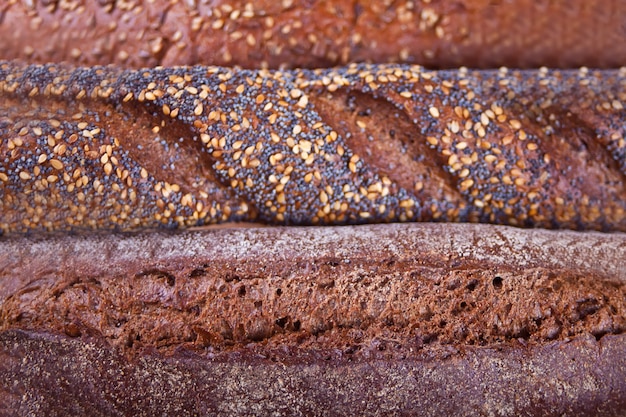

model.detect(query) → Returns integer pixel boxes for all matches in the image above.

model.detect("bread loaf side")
[1,223,625,416]
[1,223,624,355]
[1,0,625,69]
[1,62,624,233]
[1,330,625,417]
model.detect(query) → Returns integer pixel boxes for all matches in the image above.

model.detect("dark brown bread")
[1,223,625,415]
[2,223,624,354]
[1,62,625,234]
[1,0,625,69]
[1,330,625,417]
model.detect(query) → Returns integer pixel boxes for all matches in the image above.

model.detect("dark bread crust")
[1,62,625,233]
[3,222,625,356]
[2,223,625,355]
[0,223,625,416]
[0,4,625,414]
[1,330,625,417]
[1,0,625,69]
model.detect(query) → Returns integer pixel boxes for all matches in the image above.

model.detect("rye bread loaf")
[1,330,625,417]
[1,0,625,69]
[1,223,625,416]
[1,62,625,234]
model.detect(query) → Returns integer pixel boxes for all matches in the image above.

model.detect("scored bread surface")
[1,62,625,234]
[1,3,626,415]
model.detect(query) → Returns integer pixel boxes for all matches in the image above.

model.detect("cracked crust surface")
[1,223,624,356]
[0,223,625,416]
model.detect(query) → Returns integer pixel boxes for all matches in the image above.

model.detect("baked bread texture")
[1,62,625,234]
[1,223,625,416]
[1,2,625,415]
[1,0,625,69]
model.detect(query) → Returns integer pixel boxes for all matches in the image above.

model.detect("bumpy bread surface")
[1,0,625,69]
[1,223,625,416]
[2,223,624,355]
[1,62,625,233]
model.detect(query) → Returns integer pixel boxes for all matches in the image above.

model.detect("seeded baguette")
[1,0,625,69]
[0,62,625,234]
[1,223,625,416]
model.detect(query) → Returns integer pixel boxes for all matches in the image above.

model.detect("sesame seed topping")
[0,62,623,234]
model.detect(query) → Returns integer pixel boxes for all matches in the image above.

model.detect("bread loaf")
[1,61,624,233]
[1,0,625,69]
[1,223,625,415]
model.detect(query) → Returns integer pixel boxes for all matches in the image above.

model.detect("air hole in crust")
[492,276,503,289]
[189,268,206,278]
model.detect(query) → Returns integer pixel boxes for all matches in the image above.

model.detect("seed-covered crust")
[1,62,624,233]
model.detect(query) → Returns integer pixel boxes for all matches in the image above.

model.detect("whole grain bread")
[1,223,625,415]
[1,62,625,234]
[1,0,625,69]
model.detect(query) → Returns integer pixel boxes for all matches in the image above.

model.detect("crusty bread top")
[2,329,625,417]
[2,223,624,358]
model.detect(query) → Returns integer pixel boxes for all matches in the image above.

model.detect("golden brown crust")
[1,0,625,69]
[1,62,625,233]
